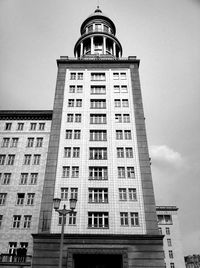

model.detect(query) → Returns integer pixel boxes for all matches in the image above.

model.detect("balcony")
[0,254,32,267]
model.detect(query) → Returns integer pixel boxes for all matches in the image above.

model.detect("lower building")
[185,255,200,268]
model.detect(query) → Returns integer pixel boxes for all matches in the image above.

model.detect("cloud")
[149,145,184,168]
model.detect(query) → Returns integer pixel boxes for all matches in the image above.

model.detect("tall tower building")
[32,7,165,268]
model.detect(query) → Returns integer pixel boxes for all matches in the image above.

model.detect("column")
[103,36,106,55]
[91,36,94,54]
[113,42,116,57]
[80,42,83,57]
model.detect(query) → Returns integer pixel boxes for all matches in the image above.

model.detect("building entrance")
[73,254,123,268]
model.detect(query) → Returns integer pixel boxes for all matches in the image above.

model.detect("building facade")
[157,206,185,268]
[185,255,200,268]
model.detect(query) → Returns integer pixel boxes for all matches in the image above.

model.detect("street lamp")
[53,197,77,268]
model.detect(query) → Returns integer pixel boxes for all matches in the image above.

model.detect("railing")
[0,254,32,266]
[60,56,137,61]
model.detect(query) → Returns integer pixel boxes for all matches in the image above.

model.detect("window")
[30,123,37,131]
[122,99,129,107]
[33,154,41,165]
[115,114,122,123]
[77,72,83,80]
[20,173,28,184]
[103,25,109,32]
[166,227,170,235]
[74,130,81,139]
[72,166,79,178]
[11,138,19,147]
[30,173,38,185]
[90,99,106,109]
[127,167,135,178]
[120,212,128,226]
[116,130,123,140]
[89,148,107,160]
[114,99,121,107]
[69,212,76,225]
[120,73,127,79]
[73,147,80,158]
[70,72,76,80]
[124,130,131,140]
[70,188,78,199]
[64,147,71,158]
[123,114,130,123]
[89,167,108,180]
[68,99,75,107]
[90,114,106,124]
[169,250,173,259]
[77,85,83,93]
[66,130,72,139]
[62,166,70,178]
[95,23,102,31]
[67,114,73,122]
[76,99,82,107]
[114,85,120,93]
[75,114,81,122]
[5,123,12,130]
[17,193,25,205]
[89,188,108,203]
[39,123,45,130]
[61,188,68,200]
[130,212,139,226]
[118,167,125,178]
[17,123,24,131]
[158,227,162,235]
[2,138,10,147]
[129,188,137,201]
[170,263,175,268]
[2,173,11,184]
[58,214,66,225]
[36,137,43,147]
[27,193,35,205]
[0,215,3,228]
[121,85,128,93]
[69,85,75,93]
[90,130,107,141]
[12,215,21,228]
[27,138,34,147]
[0,193,7,205]
[91,73,105,81]
[7,154,15,165]
[167,239,172,247]
[119,188,127,201]
[23,215,32,228]
[117,148,124,158]
[91,85,106,95]
[88,212,109,228]
[113,73,119,80]
[126,148,133,158]
[157,214,173,225]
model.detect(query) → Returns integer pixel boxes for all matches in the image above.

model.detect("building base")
[32,233,165,268]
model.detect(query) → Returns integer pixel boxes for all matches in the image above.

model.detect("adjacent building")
[185,255,200,268]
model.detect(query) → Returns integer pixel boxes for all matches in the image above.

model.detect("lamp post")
[53,198,77,268]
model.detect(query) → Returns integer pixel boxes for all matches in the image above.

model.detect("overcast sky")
[0,0,200,256]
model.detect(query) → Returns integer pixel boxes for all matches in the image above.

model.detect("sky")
[0,0,200,256]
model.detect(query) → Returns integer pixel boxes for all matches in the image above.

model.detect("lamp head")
[69,198,77,210]
[53,198,61,210]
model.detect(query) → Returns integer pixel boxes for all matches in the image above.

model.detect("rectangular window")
[20,173,28,184]
[130,212,139,226]
[91,85,106,95]
[127,167,135,179]
[129,188,137,201]
[90,99,106,109]
[39,123,45,130]
[90,130,107,141]
[115,114,122,123]
[69,212,76,225]
[116,130,123,140]
[7,154,15,165]
[62,166,70,178]
[121,85,128,93]
[17,193,25,205]
[77,72,83,80]
[36,137,43,147]
[5,123,12,130]
[74,130,81,139]
[166,227,170,235]
[30,123,37,131]
[33,154,41,165]
[114,85,120,93]
[72,166,79,178]
[113,73,119,80]
[124,130,131,140]
[27,138,34,147]
[89,167,108,180]
[118,167,125,178]
[157,215,173,224]
[158,227,162,235]
[0,154,6,165]
[120,212,128,226]
[30,173,38,185]
[89,188,108,203]
[75,114,81,122]
[88,212,109,228]
[17,123,24,131]
[126,147,133,158]
[77,85,83,93]
[0,193,7,205]
[12,215,21,228]
[67,114,74,122]
[76,99,82,107]
[169,250,173,259]
[114,99,121,107]
[61,188,68,200]
[167,239,172,247]
[70,72,76,80]
[2,173,11,184]
[90,114,106,124]
[117,148,124,158]
[123,114,130,123]
[91,73,106,81]
[66,130,73,139]
[119,188,127,201]
[23,215,32,228]
[2,138,10,147]
[27,193,35,205]
[70,188,78,199]
[89,147,107,160]
[122,99,129,107]
[69,85,75,93]
[120,73,127,79]
[64,147,71,158]
[58,214,66,225]
[73,147,80,158]
[170,263,175,268]
[0,215,3,228]
[68,99,75,107]
[11,138,19,147]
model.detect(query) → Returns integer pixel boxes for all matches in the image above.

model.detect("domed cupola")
[74,7,122,58]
